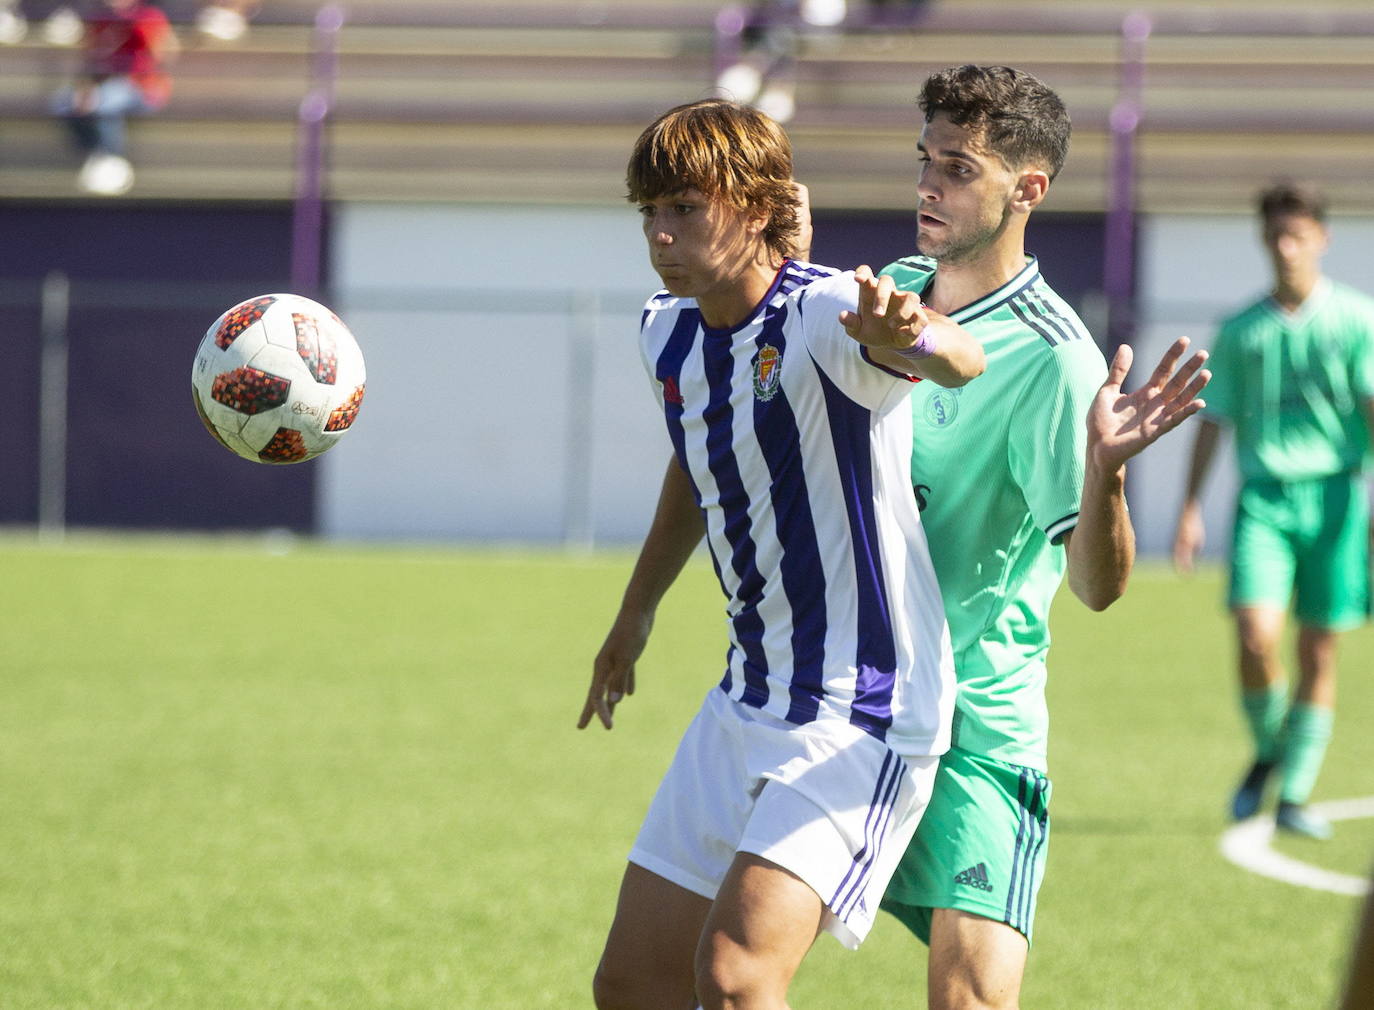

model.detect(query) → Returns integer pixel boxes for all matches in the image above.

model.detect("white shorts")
[628,687,938,949]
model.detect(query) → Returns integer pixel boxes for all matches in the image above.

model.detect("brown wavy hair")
[919,65,1071,181]
[1258,181,1327,225]
[626,99,801,261]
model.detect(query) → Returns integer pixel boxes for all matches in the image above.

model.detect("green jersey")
[883,255,1107,771]
[1203,278,1374,483]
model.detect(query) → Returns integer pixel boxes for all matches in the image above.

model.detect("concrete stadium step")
[1,2,1371,212]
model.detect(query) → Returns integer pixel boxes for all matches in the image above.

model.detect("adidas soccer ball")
[191,293,366,464]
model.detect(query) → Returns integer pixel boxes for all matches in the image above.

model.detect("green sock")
[1279,703,1334,806]
[1241,683,1289,764]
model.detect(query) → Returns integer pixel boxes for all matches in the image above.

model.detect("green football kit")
[877,255,1107,943]
[1203,277,1374,628]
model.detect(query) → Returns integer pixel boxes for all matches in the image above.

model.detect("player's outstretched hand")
[1088,337,1211,472]
[839,264,929,349]
[578,611,650,730]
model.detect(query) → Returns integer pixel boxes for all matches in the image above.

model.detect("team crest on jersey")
[924,388,961,427]
[752,344,782,401]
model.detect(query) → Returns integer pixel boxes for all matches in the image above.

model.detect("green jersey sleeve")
[1008,339,1108,543]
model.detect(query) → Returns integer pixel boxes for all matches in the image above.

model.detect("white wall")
[315,202,1374,553]
[1129,213,1374,558]
[318,203,668,545]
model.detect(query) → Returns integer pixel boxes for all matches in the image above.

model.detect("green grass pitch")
[1,532,1370,1008]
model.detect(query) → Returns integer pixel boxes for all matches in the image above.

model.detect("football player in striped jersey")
[580,97,983,1010]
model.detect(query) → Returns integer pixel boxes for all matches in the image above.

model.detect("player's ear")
[1011,169,1050,213]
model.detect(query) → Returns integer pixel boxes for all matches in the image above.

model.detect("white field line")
[1218,796,1374,897]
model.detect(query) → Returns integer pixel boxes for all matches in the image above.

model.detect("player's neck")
[1271,272,1322,313]
[697,258,784,330]
[924,241,1028,316]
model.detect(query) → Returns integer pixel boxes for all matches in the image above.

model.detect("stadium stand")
[0,0,1371,212]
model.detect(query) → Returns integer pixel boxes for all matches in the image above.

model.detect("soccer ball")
[191,293,366,464]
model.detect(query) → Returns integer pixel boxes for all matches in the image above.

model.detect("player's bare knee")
[1235,610,1284,658]
[931,976,1020,1010]
[695,944,775,1010]
[591,962,656,1010]
[589,963,624,1010]
[693,960,745,1009]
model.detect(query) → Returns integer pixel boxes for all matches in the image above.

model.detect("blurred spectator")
[196,0,258,42]
[0,0,24,43]
[714,0,929,122]
[50,0,179,195]
[0,0,84,44]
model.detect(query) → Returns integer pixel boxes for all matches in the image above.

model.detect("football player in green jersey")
[1174,182,1374,841]
[870,65,1211,1010]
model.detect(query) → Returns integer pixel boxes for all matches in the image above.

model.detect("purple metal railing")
[290,4,344,297]
[1104,11,1151,354]
[284,3,1374,328]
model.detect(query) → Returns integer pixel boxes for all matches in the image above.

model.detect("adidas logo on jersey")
[953,862,994,892]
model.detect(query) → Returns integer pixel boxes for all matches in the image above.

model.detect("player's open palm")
[580,611,650,730]
[1088,337,1211,472]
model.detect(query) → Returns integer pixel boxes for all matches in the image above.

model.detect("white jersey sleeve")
[793,272,920,414]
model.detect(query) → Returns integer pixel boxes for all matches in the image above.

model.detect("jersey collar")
[1262,276,1332,327]
[944,256,1041,324]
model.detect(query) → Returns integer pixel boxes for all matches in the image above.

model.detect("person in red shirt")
[51,0,177,195]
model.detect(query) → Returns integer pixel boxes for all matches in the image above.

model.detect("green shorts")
[880,746,1050,945]
[1229,472,1371,630]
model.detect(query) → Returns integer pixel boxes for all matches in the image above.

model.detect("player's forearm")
[1066,460,1134,611]
[1180,418,1221,507]
[617,458,705,619]
[914,316,986,387]
[867,316,986,388]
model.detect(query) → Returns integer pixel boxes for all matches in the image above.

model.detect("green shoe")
[1276,801,1333,840]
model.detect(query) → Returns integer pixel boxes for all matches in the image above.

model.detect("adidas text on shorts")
[881,746,1050,944]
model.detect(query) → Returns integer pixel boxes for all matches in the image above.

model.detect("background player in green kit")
[1174,182,1374,841]
[872,65,1212,1010]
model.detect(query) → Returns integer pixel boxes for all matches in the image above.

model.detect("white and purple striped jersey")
[640,260,955,757]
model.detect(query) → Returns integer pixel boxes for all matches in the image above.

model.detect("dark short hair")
[1258,181,1327,225]
[918,65,1071,181]
[626,99,801,260]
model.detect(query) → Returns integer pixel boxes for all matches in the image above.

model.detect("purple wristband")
[893,324,937,361]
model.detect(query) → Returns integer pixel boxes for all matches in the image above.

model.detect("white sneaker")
[0,10,27,44]
[197,5,248,41]
[78,154,135,196]
[43,6,82,45]
[802,0,846,27]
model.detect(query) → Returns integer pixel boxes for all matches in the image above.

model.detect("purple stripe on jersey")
[814,366,898,742]
[700,326,771,708]
[654,307,703,474]
[831,749,903,917]
[859,345,918,382]
[751,301,827,725]
[653,307,737,694]
[780,260,838,288]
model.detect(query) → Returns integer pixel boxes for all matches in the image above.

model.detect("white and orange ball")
[191,293,366,464]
